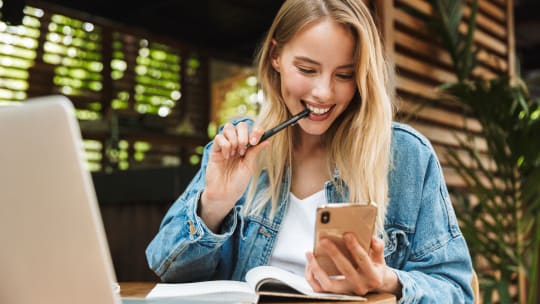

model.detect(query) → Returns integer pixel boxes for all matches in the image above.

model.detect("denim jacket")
[146,120,474,303]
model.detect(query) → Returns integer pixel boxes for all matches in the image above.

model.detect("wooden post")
[373,0,396,98]
[506,0,516,79]
[505,1,525,302]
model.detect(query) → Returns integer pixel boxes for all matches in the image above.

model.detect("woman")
[146,0,474,302]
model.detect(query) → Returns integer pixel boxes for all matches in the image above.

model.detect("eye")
[336,73,354,80]
[297,66,316,74]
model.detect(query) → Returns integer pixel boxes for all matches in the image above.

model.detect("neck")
[295,130,324,155]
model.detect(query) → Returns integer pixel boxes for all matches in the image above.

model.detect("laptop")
[0,96,122,304]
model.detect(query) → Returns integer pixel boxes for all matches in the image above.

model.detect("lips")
[305,103,331,115]
[302,101,334,121]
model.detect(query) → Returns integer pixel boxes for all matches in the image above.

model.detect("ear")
[270,39,280,72]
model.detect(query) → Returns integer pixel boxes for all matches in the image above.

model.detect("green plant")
[420,1,540,303]
[444,77,540,303]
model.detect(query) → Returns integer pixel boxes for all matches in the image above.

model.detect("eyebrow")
[294,56,354,69]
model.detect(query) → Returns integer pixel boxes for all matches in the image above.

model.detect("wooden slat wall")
[373,3,516,301]
[373,0,513,191]
[23,1,211,170]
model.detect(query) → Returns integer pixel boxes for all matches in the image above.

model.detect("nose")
[312,75,333,102]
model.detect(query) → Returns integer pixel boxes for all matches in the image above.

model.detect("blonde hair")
[245,0,394,236]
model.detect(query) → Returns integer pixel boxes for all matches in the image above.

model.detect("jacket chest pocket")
[238,219,276,266]
[384,227,410,269]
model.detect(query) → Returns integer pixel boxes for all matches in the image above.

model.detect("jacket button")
[258,227,271,237]
[188,220,196,234]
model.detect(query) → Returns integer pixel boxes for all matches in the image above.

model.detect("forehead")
[282,18,356,66]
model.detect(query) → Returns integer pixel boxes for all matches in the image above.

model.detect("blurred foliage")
[208,75,260,139]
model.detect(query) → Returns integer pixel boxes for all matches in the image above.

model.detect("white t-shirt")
[268,190,327,276]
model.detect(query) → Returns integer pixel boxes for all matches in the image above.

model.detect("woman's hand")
[199,121,269,232]
[305,235,402,297]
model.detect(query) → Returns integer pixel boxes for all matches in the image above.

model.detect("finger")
[314,239,356,294]
[305,248,337,292]
[212,134,232,159]
[320,238,364,285]
[221,123,238,157]
[344,233,380,287]
[236,122,249,156]
[344,234,387,293]
[248,127,265,146]
[344,233,372,269]
[305,253,324,292]
[369,236,385,264]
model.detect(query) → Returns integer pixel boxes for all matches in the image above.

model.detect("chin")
[300,124,330,136]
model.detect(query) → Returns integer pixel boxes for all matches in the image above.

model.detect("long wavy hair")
[244,0,394,236]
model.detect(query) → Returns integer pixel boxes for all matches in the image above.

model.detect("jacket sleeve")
[145,139,242,282]
[394,154,475,304]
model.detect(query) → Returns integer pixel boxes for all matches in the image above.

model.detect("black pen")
[247,108,310,148]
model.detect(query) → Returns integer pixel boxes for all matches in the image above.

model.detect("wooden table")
[119,282,396,304]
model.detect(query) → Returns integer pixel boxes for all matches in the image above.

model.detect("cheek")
[281,71,312,98]
[336,83,356,105]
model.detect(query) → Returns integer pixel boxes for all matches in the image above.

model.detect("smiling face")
[271,18,357,139]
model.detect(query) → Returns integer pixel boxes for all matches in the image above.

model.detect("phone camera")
[321,211,330,224]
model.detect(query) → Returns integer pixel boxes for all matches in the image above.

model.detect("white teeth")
[305,104,331,115]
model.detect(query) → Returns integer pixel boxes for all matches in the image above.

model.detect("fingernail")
[239,148,246,156]
[250,136,257,145]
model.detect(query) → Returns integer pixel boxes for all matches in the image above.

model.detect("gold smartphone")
[313,203,377,276]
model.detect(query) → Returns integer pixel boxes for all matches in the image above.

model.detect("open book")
[146,265,366,303]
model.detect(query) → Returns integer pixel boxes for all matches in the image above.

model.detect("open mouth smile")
[303,101,334,115]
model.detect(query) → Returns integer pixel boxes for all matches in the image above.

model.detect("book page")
[246,266,313,294]
[245,265,366,301]
[146,280,256,303]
